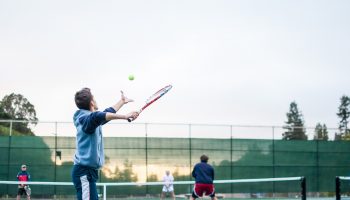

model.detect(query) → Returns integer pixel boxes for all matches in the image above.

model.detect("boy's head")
[200,154,209,163]
[21,164,27,171]
[75,88,98,111]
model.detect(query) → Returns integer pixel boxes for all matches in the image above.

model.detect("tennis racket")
[127,84,172,122]
[24,185,31,196]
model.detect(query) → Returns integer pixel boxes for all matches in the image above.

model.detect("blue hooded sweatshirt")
[192,161,215,184]
[73,107,116,169]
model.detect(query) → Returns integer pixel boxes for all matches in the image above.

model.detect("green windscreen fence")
[0,136,350,196]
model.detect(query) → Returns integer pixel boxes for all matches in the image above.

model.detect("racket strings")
[145,85,172,104]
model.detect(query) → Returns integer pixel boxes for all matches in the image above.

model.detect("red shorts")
[192,183,215,198]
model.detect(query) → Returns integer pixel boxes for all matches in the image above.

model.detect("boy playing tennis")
[191,155,217,200]
[71,88,139,200]
[16,164,31,200]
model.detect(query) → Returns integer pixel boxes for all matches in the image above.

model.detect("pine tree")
[336,95,350,140]
[282,101,307,140]
[313,123,328,141]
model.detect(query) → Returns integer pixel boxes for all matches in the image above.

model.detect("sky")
[1,0,350,130]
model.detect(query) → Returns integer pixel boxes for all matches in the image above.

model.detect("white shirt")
[162,174,174,192]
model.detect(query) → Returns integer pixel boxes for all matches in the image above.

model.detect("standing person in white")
[161,170,175,200]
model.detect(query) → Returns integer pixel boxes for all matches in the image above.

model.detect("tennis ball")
[128,75,134,81]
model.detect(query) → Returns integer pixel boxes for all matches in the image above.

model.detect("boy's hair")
[200,154,209,163]
[75,88,93,110]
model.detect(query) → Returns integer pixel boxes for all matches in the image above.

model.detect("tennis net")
[335,176,350,200]
[0,176,306,199]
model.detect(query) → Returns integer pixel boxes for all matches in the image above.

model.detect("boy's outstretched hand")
[120,91,134,104]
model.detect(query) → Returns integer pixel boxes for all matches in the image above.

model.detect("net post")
[103,184,107,200]
[300,176,306,200]
[336,176,341,200]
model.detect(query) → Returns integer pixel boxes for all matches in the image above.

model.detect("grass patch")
[0,124,28,136]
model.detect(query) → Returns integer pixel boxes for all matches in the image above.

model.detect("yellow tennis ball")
[128,75,134,81]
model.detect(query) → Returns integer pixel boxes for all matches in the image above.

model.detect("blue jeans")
[72,165,99,200]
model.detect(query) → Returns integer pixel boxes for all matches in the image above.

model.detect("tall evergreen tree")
[282,101,307,140]
[336,95,350,140]
[313,123,328,141]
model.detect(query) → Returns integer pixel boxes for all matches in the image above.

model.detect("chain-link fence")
[0,120,349,197]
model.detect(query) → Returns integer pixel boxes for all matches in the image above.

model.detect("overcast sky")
[1,0,349,129]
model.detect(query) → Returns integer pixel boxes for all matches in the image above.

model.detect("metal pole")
[301,177,306,200]
[103,184,107,200]
[145,123,148,195]
[9,120,12,136]
[316,139,319,197]
[6,121,12,196]
[230,125,233,194]
[272,126,275,197]
[189,124,192,193]
[54,122,57,198]
[336,176,341,200]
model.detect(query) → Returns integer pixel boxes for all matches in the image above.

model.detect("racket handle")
[127,109,142,122]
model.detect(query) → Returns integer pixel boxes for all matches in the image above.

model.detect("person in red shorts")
[191,155,217,200]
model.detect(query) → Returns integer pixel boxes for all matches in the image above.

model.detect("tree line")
[282,95,350,140]
[0,93,349,140]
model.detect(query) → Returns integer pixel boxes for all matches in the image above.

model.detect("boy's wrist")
[114,114,127,120]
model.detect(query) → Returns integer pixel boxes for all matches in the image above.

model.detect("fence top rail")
[0,177,303,186]
[0,119,281,128]
[0,119,340,129]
